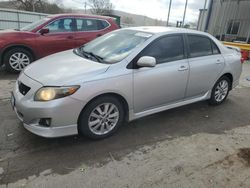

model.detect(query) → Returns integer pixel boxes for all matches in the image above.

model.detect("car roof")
[124,26,229,53]
[124,26,210,36]
[47,13,112,20]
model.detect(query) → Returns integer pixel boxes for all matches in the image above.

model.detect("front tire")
[4,48,33,73]
[78,96,125,139]
[209,76,231,105]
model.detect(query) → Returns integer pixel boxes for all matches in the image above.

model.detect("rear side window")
[188,35,212,57]
[98,20,109,29]
[142,35,185,64]
[188,35,220,58]
[211,42,220,54]
[76,18,109,31]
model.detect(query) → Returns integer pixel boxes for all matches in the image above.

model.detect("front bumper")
[12,73,85,138]
[23,123,78,138]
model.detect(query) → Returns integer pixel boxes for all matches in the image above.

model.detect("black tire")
[4,47,34,73]
[209,76,231,105]
[78,96,125,139]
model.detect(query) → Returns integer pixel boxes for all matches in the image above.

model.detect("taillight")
[241,50,248,63]
[240,57,244,64]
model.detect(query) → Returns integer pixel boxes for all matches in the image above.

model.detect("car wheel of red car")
[4,48,34,73]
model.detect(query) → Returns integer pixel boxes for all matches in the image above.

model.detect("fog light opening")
[39,118,51,127]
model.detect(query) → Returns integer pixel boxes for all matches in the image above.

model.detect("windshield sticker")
[135,32,152,38]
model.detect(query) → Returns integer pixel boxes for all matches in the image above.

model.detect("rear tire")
[78,96,125,139]
[209,76,231,105]
[4,48,34,73]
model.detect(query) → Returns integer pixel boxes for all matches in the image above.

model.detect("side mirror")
[39,28,49,35]
[137,56,156,68]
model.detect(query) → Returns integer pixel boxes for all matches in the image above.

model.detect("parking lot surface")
[0,63,250,187]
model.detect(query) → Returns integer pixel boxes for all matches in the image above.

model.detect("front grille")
[18,81,30,96]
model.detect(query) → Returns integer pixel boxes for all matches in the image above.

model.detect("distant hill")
[72,9,170,27]
[113,10,168,27]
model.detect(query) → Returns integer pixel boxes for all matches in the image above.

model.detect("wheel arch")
[220,73,233,90]
[1,44,36,65]
[77,92,130,128]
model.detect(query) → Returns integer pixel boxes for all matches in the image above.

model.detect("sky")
[57,0,209,23]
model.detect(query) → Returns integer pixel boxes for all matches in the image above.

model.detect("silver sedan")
[11,27,242,139]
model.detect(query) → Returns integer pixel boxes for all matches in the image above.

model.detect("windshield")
[78,30,152,64]
[20,17,50,31]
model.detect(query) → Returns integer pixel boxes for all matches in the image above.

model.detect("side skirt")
[129,91,211,121]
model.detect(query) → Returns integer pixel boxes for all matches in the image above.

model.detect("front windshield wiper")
[87,52,104,63]
[79,48,104,63]
[74,47,106,63]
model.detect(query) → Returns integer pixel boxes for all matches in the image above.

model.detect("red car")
[0,14,119,72]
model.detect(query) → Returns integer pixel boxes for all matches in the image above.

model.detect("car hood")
[0,30,36,41]
[24,50,110,86]
[0,29,24,36]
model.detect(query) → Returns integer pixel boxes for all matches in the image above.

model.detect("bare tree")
[88,0,114,15]
[11,0,64,13]
[12,0,43,11]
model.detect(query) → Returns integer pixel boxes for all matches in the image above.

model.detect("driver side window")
[141,35,185,64]
[45,18,75,33]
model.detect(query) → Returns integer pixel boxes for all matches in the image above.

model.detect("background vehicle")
[0,14,119,73]
[12,27,242,139]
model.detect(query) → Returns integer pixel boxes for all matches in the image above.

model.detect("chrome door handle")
[67,36,74,39]
[216,59,222,64]
[178,65,188,71]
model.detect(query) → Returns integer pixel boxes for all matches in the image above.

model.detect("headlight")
[34,86,80,101]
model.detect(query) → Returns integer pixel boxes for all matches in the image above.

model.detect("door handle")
[216,59,222,64]
[178,65,188,71]
[96,34,102,37]
[67,36,74,39]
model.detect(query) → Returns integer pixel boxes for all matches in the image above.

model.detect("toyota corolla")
[11,27,242,139]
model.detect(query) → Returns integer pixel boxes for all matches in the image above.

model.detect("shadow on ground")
[0,87,250,184]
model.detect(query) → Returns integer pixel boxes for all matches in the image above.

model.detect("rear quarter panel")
[222,50,242,88]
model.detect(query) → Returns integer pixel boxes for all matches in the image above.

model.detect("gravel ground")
[3,125,250,188]
[0,62,250,188]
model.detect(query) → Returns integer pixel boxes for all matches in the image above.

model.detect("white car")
[11,27,242,139]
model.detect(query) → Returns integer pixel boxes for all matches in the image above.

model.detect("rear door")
[74,18,111,46]
[185,34,225,98]
[133,34,189,113]
[36,17,76,57]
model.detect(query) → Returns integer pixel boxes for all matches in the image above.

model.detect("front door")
[36,17,76,58]
[133,35,189,113]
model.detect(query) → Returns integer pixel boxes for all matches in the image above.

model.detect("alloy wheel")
[9,52,30,71]
[88,103,119,135]
[214,80,229,102]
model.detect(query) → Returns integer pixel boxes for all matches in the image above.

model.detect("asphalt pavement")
[0,63,250,187]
